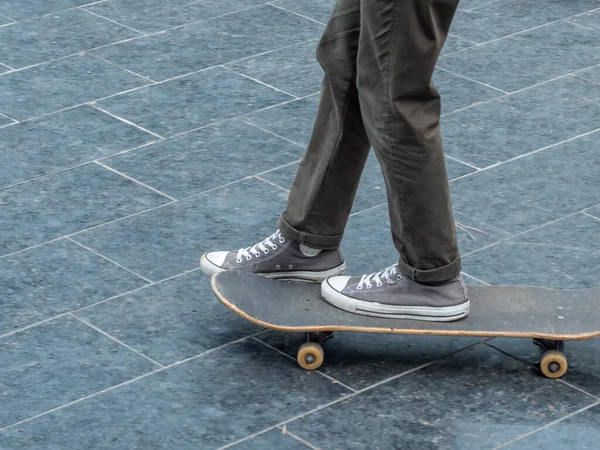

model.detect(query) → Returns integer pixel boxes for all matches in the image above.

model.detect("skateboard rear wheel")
[540,350,568,379]
[297,342,324,371]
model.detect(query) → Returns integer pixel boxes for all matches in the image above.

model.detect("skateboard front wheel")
[297,342,324,371]
[540,350,568,379]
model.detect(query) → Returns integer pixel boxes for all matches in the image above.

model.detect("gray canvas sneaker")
[200,230,346,282]
[322,264,469,321]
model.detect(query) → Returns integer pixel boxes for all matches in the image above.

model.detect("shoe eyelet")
[252,252,260,258]
[288,264,294,269]
[236,258,242,263]
[366,284,372,289]
[264,249,269,254]
[276,265,281,269]
[279,238,285,243]
[246,256,252,261]
[376,283,383,287]
[357,286,363,290]
[272,245,278,250]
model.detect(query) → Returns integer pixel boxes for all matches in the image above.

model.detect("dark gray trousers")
[278,0,462,283]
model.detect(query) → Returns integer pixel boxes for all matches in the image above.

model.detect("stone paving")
[1,0,600,448]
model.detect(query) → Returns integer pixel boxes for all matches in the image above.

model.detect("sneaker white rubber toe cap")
[200,251,228,276]
[323,275,352,293]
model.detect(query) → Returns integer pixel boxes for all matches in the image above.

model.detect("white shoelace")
[236,230,285,263]
[357,264,402,290]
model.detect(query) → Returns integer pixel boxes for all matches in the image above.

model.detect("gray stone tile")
[0,9,139,69]
[0,163,170,257]
[270,0,335,24]
[0,105,156,189]
[96,67,293,137]
[0,54,149,121]
[569,8,600,31]
[489,337,600,398]
[434,68,502,113]
[442,77,600,168]
[457,0,498,12]
[91,5,324,81]
[503,405,600,450]
[462,213,600,288]
[450,131,600,237]
[229,429,311,449]
[340,204,509,277]
[102,120,303,199]
[438,21,600,92]
[0,239,148,335]
[0,315,156,429]
[449,0,600,44]
[441,34,476,56]
[286,344,595,450]
[76,271,262,365]
[84,0,266,34]
[225,39,322,97]
[259,331,480,390]
[0,340,350,449]
[72,178,288,280]
[574,65,600,85]
[261,153,476,216]
[243,94,320,146]
[0,0,97,21]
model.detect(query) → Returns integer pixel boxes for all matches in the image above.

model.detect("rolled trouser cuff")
[278,214,343,250]
[398,254,462,284]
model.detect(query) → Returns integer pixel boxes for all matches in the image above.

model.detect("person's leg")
[201,0,365,281]
[278,0,371,249]
[357,0,462,283]
[321,0,469,321]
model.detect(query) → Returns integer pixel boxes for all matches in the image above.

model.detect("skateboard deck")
[211,271,600,378]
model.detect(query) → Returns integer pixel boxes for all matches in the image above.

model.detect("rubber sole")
[200,254,346,283]
[322,278,470,322]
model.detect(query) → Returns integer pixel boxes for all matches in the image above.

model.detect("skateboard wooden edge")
[210,275,600,341]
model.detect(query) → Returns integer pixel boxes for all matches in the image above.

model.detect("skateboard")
[211,271,600,379]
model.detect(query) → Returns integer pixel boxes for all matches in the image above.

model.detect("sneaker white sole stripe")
[322,279,470,322]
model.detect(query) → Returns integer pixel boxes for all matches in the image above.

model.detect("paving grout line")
[447,32,479,46]
[65,236,153,283]
[437,66,509,94]
[461,206,596,260]
[349,201,386,217]
[254,176,290,194]
[225,339,486,449]
[220,65,299,99]
[278,427,321,450]
[0,312,72,340]
[0,329,269,433]
[562,18,598,32]
[558,379,600,401]
[461,272,490,285]
[226,37,320,65]
[217,426,280,450]
[0,139,161,192]
[0,268,201,341]
[78,6,147,35]
[94,160,177,201]
[267,2,327,26]
[492,401,600,450]
[71,314,165,368]
[252,337,358,393]
[85,52,156,83]
[0,4,272,79]
[443,154,482,171]
[88,103,163,138]
[239,118,308,148]
[582,211,600,221]
[450,128,600,183]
